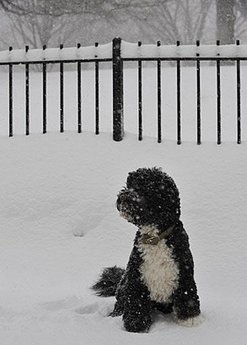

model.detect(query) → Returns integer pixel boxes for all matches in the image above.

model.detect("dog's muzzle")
[116,189,148,225]
[117,189,139,211]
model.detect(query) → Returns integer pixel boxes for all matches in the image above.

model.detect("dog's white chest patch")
[138,227,179,303]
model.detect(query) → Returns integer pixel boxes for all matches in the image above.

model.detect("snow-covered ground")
[0,48,246,344]
[0,131,246,345]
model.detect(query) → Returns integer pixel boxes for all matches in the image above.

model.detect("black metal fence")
[0,38,245,144]
[4,42,112,139]
[119,38,243,145]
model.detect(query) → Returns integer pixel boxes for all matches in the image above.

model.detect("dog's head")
[117,167,180,231]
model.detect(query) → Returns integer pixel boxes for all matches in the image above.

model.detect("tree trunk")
[216,0,236,44]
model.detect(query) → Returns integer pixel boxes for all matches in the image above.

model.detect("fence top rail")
[0,58,112,66]
[0,42,112,64]
[123,57,247,62]
[121,40,247,59]
[0,39,247,65]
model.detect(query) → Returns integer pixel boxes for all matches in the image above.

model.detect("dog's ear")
[156,180,181,229]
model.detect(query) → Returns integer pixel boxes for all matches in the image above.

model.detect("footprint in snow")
[76,301,114,317]
[42,296,82,311]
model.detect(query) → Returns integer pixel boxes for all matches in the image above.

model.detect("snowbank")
[0,132,246,345]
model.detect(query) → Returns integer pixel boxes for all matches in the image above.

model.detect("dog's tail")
[91,266,125,297]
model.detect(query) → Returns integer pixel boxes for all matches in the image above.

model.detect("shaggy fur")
[92,167,200,333]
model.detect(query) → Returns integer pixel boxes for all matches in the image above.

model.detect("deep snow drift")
[0,132,246,345]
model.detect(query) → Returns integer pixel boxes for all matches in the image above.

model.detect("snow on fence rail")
[0,38,246,143]
[1,40,247,63]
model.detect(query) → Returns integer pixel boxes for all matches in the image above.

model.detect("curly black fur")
[92,167,200,332]
[91,266,125,297]
[117,167,180,230]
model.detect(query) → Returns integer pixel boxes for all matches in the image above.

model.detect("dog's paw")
[124,315,151,333]
[176,314,204,327]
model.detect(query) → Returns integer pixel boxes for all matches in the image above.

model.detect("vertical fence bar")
[25,46,30,136]
[138,41,143,141]
[95,42,99,135]
[216,40,221,144]
[157,41,162,143]
[9,46,13,137]
[77,43,82,133]
[42,45,47,134]
[196,40,201,145]
[236,40,241,144]
[112,37,124,141]
[60,44,64,133]
[177,41,181,145]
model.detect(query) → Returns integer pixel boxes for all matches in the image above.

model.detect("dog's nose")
[116,196,121,211]
[116,189,127,211]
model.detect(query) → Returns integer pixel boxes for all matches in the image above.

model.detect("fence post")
[9,46,13,137]
[112,37,124,141]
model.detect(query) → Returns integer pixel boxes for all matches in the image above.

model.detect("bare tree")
[236,0,247,16]
[0,0,170,47]
[216,0,235,43]
[216,0,247,44]
[3,0,247,47]
[0,0,157,16]
[234,0,247,41]
[0,6,79,49]
[0,0,29,14]
[128,0,214,44]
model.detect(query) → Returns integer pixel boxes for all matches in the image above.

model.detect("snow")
[0,132,246,345]
[122,41,247,58]
[0,43,112,63]
[1,40,247,64]
[0,41,246,343]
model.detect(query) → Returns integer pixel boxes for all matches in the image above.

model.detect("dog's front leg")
[122,281,152,333]
[173,282,200,323]
[122,245,152,332]
[171,223,201,325]
[172,260,201,325]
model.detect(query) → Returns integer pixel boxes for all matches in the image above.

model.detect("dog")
[92,167,201,332]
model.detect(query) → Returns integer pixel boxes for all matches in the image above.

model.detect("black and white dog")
[92,167,201,332]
